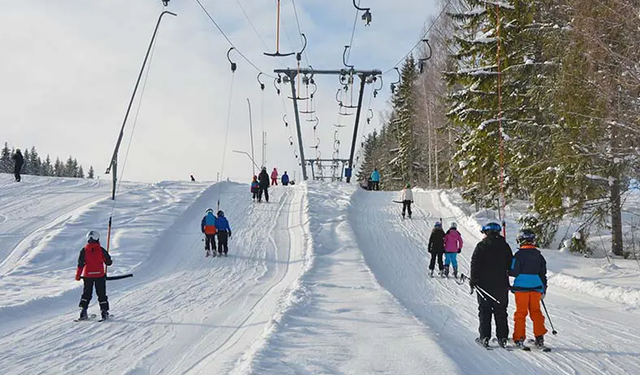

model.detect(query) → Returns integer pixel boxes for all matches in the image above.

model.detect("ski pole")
[541,299,558,335]
[474,285,500,304]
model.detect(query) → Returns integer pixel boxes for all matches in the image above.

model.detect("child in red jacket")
[75,230,112,320]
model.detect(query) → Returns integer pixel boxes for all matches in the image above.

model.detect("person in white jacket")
[401,183,414,218]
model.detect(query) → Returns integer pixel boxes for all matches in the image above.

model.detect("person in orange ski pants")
[510,229,548,348]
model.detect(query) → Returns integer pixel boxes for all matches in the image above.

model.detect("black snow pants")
[217,231,229,254]
[402,200,412,217]
[79,277,109,312]
[258,187,269,202]
[14,164,22,182]
[205,234,217,251]
[429,252,444,271]
[477,288,509,340]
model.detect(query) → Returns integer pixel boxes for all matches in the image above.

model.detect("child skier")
[75,230,113,321]
[201,208,217,257]
[427,222,445,277]
[251,176,260,201]
[215,210,232,256]
[443,222,463,278]
[400,183,413,219]
[510,229,548,349]
[271,167,279,186]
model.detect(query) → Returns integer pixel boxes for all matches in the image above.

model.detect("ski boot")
[453,267,458,279]
[429,269,434,277]
[497,338,508,348]
[100,310,109,321]
[443,266,449,278]
[514,338,530,351]
[534,335,545,348]
[79,308,88,320]
[205,250,210,257]
[475,337,490,348]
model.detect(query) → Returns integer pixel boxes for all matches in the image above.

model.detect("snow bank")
[548,272,640,309]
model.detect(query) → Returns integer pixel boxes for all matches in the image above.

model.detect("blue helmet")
[481,222,502,235]
[434,222,442,228]
[517,229,536,245]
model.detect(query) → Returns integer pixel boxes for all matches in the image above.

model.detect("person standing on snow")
[75,230,112,320]
[215,210,232,256]
[370,168,380,190]
[250,175,260,201]
[510,229,548,349]
[258,167,270,202]
[443,222,463,278]
[470,222,514,348]
[201,208,217,257]
[400,183,413,219]
[427,222,446,277]
[281,171,290,186]
[271,167,278,186]
[11,148,24,182]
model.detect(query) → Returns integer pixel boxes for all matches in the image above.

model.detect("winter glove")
[457,248,461,253]
[541,293,545,300]
[75,268,82,281]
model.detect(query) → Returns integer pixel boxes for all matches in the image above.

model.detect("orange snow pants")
[513,291,547,341]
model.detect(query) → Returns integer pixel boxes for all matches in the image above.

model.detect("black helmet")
[481,222,502,235]
[206,208,214,214]
[217,210,224,217]
[517,229,536,245]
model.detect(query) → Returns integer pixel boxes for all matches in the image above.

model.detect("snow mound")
[548,272,640,309]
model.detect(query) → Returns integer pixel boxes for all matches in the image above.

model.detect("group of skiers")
[428,220,549,350]
[250,167,293,203]
[200,208,232,257]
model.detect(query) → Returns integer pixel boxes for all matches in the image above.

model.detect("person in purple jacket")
[443,222,463,278]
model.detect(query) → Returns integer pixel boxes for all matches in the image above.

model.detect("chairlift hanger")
[353,0,372,26]
[257,73,265,91]
[274,75,282,95]
[418,39,433,74]
[343,46,355,70]
[367,108,374,124]
[390,67,401,93]
[373,75,383,98]
[296,33,307,63]
[283,114,289,127]
[264,0,296,57]
[289,136,294,146]
[227,47,237,72]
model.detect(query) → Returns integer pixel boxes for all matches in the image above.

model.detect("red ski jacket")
[76,241,113,279]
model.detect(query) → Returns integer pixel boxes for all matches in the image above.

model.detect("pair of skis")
[206,251,228,258]
[476,338,551,352]
[74,313,112,323]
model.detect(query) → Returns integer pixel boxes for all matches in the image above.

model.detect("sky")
[0,0,440,183]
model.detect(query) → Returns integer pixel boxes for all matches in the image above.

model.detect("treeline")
[357,0,640,256]
[0,142,95,179]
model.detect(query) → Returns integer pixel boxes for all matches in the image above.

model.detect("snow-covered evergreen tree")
[87,166,95,179]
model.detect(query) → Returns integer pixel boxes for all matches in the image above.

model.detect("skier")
[258,167,270,202]
[511,229,548,349]
[190,174,196,182]
[11,148,24,182]
[400,183,413,218]
[271,167,278,186]
[443,222,463,278]
[281,171,290,186]
[427,222,445,277]
[250,175,260,201]
[470,222,513,348]
[75,230,112,321]
[370,168,380,191]
[200,208,217,257]
[215,210,232,256]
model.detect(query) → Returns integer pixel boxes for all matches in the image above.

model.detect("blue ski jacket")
[215,216,231,233]
[510,244,547,293]
[282,173,290,184]
[201,212,216,233]
[370,170,380,182]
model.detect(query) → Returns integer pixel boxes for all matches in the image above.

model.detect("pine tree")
[54,158,64,177]
[78,166,85,179]
[87,166,95,179]
[43,155,53,176]
[30,146,42,176]
[22,149,31,175]
[0,142,11,173]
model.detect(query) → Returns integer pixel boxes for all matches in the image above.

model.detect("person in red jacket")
[75,230,112,320]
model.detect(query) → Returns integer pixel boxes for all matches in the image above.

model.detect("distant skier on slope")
[215,210,232,256]
[75,230,112,321]
[258,167,270,202]
[271,167,279,186]
[281,171,290,186]
[400,183,413,219]
[11,149,24,182]
[370,168,380,191]
[427,222,445,277]
[443,222,463,278]
[470,222,513,348]
[250,175,260,201]
[201,208,217,257]
[510,229,548,350]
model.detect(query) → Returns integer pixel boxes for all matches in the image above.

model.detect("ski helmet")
[481,222,502,235]
[517,229,536,245]
[217,210,224,217]
[450,222,457,229]
[206,208,214,214]
[434,222,442,228]
[405,183,411,188]
[86,230,100,242]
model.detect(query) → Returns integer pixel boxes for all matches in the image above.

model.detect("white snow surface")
[1,174,640,374]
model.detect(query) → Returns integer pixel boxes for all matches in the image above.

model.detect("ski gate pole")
[541,299,558,335]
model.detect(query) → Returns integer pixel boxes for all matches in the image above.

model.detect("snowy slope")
[2,176,640,374]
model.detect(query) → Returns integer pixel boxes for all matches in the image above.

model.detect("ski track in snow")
[349,188,640,375]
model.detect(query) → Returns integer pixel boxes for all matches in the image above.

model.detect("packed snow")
[1,174,640,374]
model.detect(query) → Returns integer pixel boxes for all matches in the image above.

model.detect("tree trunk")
[610,173,624,257]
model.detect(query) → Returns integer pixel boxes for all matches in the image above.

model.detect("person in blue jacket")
[281,171,290,186]
[370,168,380,190]
[215,210,232,256]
